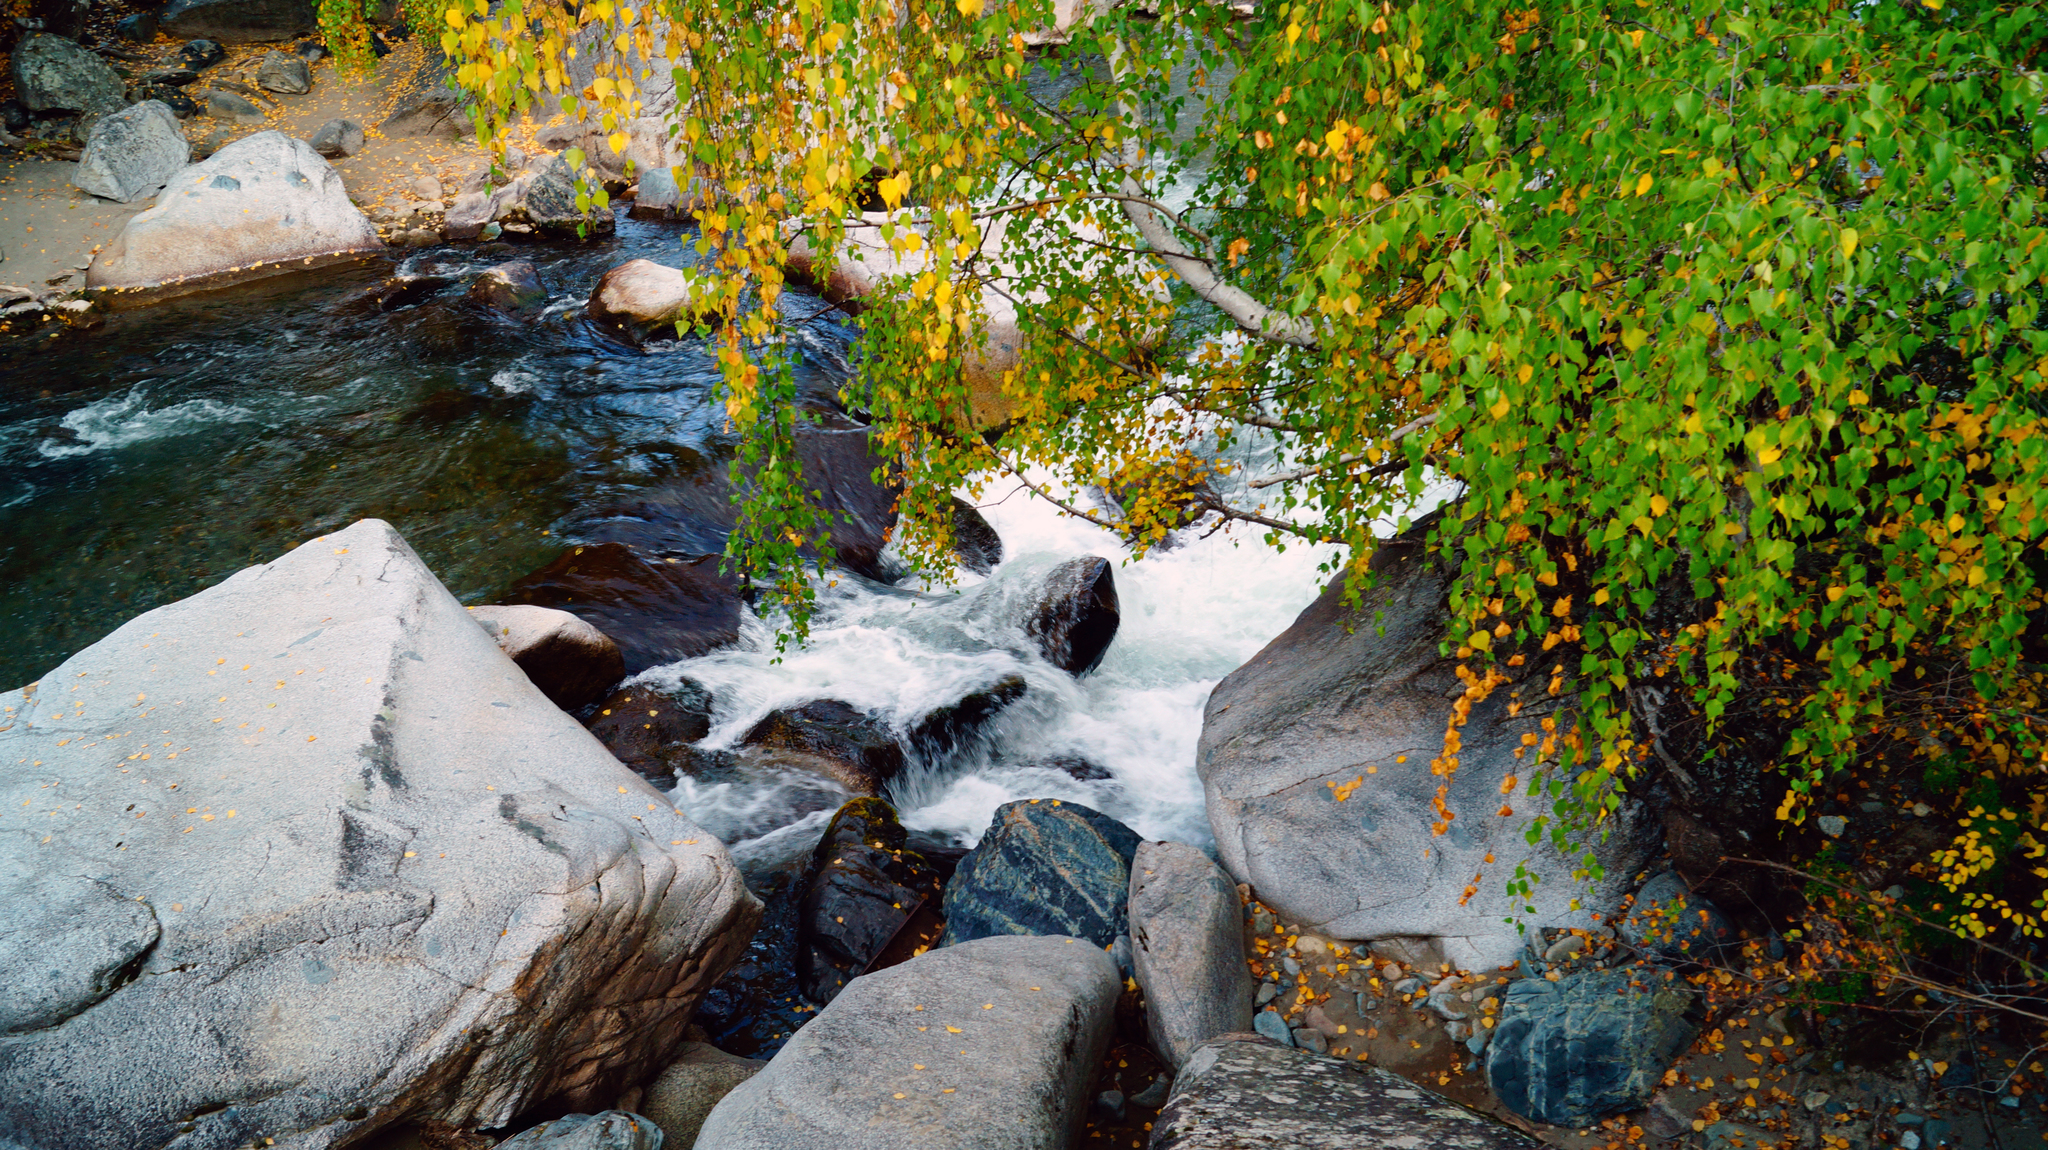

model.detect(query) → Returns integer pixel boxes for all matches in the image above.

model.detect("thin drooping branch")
[1245,413,1441,489]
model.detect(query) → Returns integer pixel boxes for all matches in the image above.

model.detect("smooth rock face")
[794,798,945,1004]
[72,101,189,204]
[694,935,1119,1150]
[741,701,906,795]
[1152,1035,1540,1150]
[497,1111,664,1150]
[586,259,713,341]
[1128,842,1255,1069]
[1485,967,1699,1127]
[89,132,381,296]
[641,1045,765,1149]
[1026,556,1119,675]
[159,0,315,41]
[1196,530,1659,970]
[255,49,312,93]
[467,603,623,711]
[0,519,762,1150]
[12,34,126,114]
[1619,872,1735,963]
[941,799,1141,948]
[503,545,740,675]
[466,260,549,319]
[383,88,466,138]
[309,116,364,157]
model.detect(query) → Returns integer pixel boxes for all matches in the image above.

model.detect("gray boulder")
[309,116,363,157]
[1196,528,1658,970]
[941,798,1140,948]
[586,259,714,341]
[72,101,189,204]
[382,87,467,138]
[467,601,622,709]
[88,131,383,298]
[11,34,126,114]
[1484,967,1699,1126]
[695,935,1119,1150]
[443,189,493,241]
[159,0,315,42]
[1153,1034,1539,1150]
[204,90,267,124]
[498,1112,664,1150]
[641,1044,765,1149]
[1129,842,1254,1069]
[255,49,312,94]
[0,518,761,1150]
[493,153,614,236]
[1619,872,1736,963]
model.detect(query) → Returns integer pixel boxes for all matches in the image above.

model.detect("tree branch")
[1244,413,1440,489]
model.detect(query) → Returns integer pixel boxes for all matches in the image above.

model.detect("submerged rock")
[503,544,742,675]
[1129,842,1255,1069]
[0,519,760,1150]
[72,101,189,204]
[1025,555,1119,675]
[905,674,1025,758]
[741,700,906,795]
[466,259,548,319]
[1485,966,1699,1126]
[794,798,945,1004]
[940,798,1141,948]
[497,1112,664,1150]
[695,935,1119,1150]
[160,0,316,42]
[11,34,126,115]
[467,602,623,710]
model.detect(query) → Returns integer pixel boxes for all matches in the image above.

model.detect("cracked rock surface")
[0,518,761,1150]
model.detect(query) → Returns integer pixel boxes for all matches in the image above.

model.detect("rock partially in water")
[586,258,715,342]
[491,153,614,237]
[905,674,1025,758]
[72,101,188,204]
[949,496,1003,576]
[11,34,126,115]
[794,798,946,1004]
[255,49,311,94]
[1153,1034,1538,1150]
[1129,842,1255,1070]
[695,935,1119,1150]
[467,602,623,710]
[0,519,760,1149]
[940,799,1141,948]
[585,681,716,785]
[309,116,363,157]
[1485,966,1699,1127]
[742,700,906,795]
[466,259,548,319]
[503,545,742,675]
[497,1111,664,1150]
[1024,555,1119,675]
[1619,872,1737,964]
[641,1044,765,1149]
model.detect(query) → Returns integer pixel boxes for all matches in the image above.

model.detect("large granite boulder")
[1196,528,1659,970]
[72,101,189,204]
[87,131,383,299]
[793,798,945,1004]
[159,0,316,41]
[0,519,761,1150]
[1152,1034,1540,1150]
[1129,842,1254,1069]
[11,33,126,114]
[1484,966,1699,1127]
[467,603,624,711]
[586,259,716,342]
[941,799,1141,948]
[694,934,1119,1149]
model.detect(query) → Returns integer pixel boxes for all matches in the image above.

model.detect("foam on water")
[37,386,258,459]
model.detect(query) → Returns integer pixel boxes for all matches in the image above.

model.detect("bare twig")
[1245,413,1440,489]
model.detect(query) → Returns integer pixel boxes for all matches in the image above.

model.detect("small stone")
[1803,1092,1831,1111]
[1392,977,1423,996]
[411,174,443,200]
[1895,1114,1925,1126]
[1093,1091,1126,1121]
[2000,1096,2020,1108]
[1292,1028,1327,1054]
[1817,815,1848,838]
[1280,956,1300,977]
[205,91,266,125]
[1251,909,1275,936]
[1129,1077,1169,1108]
[1900,1133,1922,1150]
[1255,982,1277,1006]
[1447,1021,1471,1042]
[1543,934,1588,964]
[179,40,226,70]
[1252,1010,1294,1046]
[1294,934,1330,958]
[309,118,363,158]
[1912,802,1931,816]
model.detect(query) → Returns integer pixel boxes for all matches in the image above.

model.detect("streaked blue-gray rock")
[694,934,1119,1150]
[1484,966,1699,1126]
[72,101,190,205]
[1151,1034,1540,1150]
[0,518,761,1150]
[1128,841,1254,1069]
[498,1111,664,1150]
[940,798,1140,948]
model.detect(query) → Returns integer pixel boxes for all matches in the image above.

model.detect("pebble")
[1895,1113,1924,1126]
[1818,815,1848,837]
[1294,934,1330,958]
[1093,1090,1126,1121]
[1292,1027,1328,1054]
[1281,956,1300,977]
[1253,1010,1294,1046]
[1804,1091,1832,1112]
[1129,1077,1169,1108]
[1900,1133,1921,1150]
[1255,982,1278,1006]
[1542,934,1587,963]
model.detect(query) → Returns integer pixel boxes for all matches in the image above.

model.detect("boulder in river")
[309,116,364,157]
[940,798,1141,948]
[491,153,614,237]
[1484,966,1699,1126]
[71,101,189,204]
[1152,1034,1540,1150]
[1195,524,1659,970]
[1129,842,1255,1069]
[585,680,717,785]
[642,1044,766,1148]
[950,496,1004,576]
[1025,555,1119,675]
[497,1111,664,1150]
[88,131,383,300]
[741,700,906,795]
[11,33,126,115]
[255,49,312,94]
[794,798,946,1004]
[586,258,716,342]
[466,259,549,319]
[0,518,761,1149]
[694,934,1120,1150]
[159,0,316,42]
[502,544,742,675]
[467,602,623,710]
[904,673,1025,758]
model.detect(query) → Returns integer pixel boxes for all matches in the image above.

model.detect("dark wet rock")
[502,544,742,676]
[0,100,29,132]
[741,701,905,795]
[1033,755,1113,781]
[940,799,1141,949]
[793,798,945,1005]
[116,12,159,41]
[497,1111,663,1150]
[1619,871,1737,963]
[347,272,453,313]
[466,259,547,318]
[143,68,201,86]
[465,603,623,711]
[309,116,363,157]
[27,0,90,40]
[642,1044,765,1149]
[254,49,310,93]
[134,86,199,118]
[1026,555,1119,675]
[1129,841,1255,1069]
[1485,966,1699,1127]
[11,34,126,115]
[585,681,716,785]
[204,89,266,124]
[177,39,226,69]
[905,674,1025,758]
[950,496,1003,575]
[159,0,314,42]
[382,86,465,138]
[1153,1034,1539,1150]
[693,860,811,1059]
[696,935,1120,1150]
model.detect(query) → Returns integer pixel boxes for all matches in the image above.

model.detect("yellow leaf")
[1758,446,1782,465]
[1841,228,1860,259]
[1683,411,1704,435]
[1286,21,1301,43]
[1827,586,1845,602]
[1621,328,1647,352]
[1468,631,1492,651]
[444,4,464,26]
[1702,156,1723,177]
[956,0,983,16]
[607,130,627,155]
[1635,173,1653,197]
[1517,364,1533,383]
[1594,588,1610,605]
[1489,396,1511,420]
[1848,389,1869,405]
[1650,494,1669,517]
[1968,566,1986,586]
